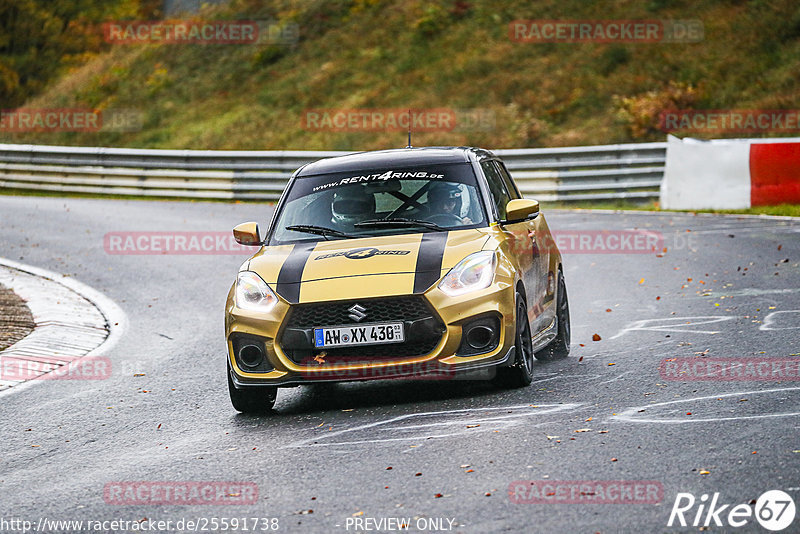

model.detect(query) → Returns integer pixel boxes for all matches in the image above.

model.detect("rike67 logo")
[668,490,796,531]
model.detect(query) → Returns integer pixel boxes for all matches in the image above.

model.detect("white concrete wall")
[661,135,752,210]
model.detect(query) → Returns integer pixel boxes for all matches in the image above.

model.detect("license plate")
[314,322,404,348]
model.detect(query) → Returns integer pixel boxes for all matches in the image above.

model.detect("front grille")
[285,296,432,328]
[280,296,444,364]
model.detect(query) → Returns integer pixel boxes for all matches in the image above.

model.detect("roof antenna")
[406,109,412,148]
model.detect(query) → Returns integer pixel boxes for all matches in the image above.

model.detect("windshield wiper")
[355,218,446,231]
[284,224,356,240]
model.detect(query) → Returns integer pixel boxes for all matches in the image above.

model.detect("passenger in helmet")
[331,186,375,231]
[427,182,472,225]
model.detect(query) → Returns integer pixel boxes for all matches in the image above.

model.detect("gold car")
[225,147,570,412]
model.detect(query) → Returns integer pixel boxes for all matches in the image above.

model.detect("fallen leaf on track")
[574,429,592,433]
[592,334,602,341]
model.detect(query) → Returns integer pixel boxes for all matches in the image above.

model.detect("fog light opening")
[238,344,264,368]
[466,325,495,350]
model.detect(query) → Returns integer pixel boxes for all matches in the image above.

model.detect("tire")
[536,270,570,361]
[494,292,535,388]
[228,366,277,413]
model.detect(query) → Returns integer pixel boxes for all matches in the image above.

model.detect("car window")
[480,160,512,220]
[495,161,521,199]
[269,163,487,244]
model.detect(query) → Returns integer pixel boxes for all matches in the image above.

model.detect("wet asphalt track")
[0,195,799,533]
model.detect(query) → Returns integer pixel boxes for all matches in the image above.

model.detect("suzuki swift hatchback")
[226,147,570,412]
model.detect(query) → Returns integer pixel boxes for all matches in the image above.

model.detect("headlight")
[235,271,278,312]
[438,251,496,297]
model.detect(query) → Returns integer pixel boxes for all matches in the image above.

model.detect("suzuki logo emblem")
[348,304,367,322]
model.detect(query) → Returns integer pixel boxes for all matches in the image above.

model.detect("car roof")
[295,146,497,177]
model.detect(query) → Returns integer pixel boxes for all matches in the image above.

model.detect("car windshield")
[269,163,486,244]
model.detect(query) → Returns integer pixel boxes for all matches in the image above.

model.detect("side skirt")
[530,316,558,354]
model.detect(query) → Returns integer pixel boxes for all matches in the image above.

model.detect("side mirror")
[504,199,540,223]
[233,222,262,246]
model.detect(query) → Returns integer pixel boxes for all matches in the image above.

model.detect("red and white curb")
[0,258,126,395]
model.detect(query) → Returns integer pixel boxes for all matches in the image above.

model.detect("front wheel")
[228,367,277,413]
[536,270,570,361]
[494,292,534,388]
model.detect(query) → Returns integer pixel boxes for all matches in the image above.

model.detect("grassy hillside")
[3,0,799,150]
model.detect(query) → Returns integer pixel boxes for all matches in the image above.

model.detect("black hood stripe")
[276,242,317,304]
[413,231,449,293]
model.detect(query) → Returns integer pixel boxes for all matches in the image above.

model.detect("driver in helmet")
[427,182,472,225]
[331,186,375,231]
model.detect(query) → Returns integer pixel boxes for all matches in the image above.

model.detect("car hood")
[246,229,491,303]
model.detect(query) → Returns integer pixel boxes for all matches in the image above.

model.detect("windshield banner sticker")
[312,171,444,192]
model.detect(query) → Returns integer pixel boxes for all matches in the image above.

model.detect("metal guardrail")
[0,142,666,201]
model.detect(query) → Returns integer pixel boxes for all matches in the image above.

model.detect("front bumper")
[225,278,517,387]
